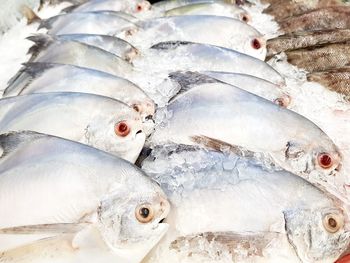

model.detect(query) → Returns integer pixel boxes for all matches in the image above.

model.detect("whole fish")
[307,67,350,100]
[140,41,284,85]
[150,83,345,198]
[26,34,133,78]
[164,2,251,24]
[0,131,170,263]
[119,15,266,60]
[279,6,350,34]
[54,34,139,62]
[141,146,350,263]
[62,0,151,14]
[0,92,145,163]
[200,70,291,107]
[263,0,346,21]
[285,43,350,73]
[3,63,155,120]
[267,29,350,58]
[39,11,136,36]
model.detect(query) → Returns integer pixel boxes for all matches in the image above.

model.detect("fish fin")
[0,131,48,160]
[20,5,41,25]
[26,34,56,62]
[168,71,221,101]
[4,62,57,97]
[190,135,255,157]
[150,41,194,50]
[0,223,89,235]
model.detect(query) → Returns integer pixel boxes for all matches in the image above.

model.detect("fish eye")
[323,213,343,233]
[114,121,130,137]
[251,38,261,50]
[241,14,249,23]
[318,153,333,169]
[132,104,140,113]
[135,203,154,223]
[136,3,143,12]
[274,96,290,108]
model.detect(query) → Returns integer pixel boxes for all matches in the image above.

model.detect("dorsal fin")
[151,41,194,50]
[26,34,56,62]
[0,131,46,160]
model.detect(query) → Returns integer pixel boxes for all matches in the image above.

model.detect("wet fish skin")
[26,34,133,78]
[0,131,170,263]
[0,92,145,163]
[55,34,140,62]
[307,67,350,100]
[120,15,266,60]
[150,83,344,198]
[279,6,350,34]
[39,11,136,36]
[286,43,350,73]
[164,2,250,23]
[267,29,350,58]
[3,63,155,120]
[141,146,350,263]
[144,41,284,85]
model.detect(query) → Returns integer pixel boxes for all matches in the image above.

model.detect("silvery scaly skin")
[39,11,136,36]
[0,92,145,163]
[141,146,350,263]
[0,132,170,263]
[119,15,266,60]
[142,42,284,85]
[62,0,151,14]
[26,35,133,78]
[55,34,140,62]
[3,63,155,120]
[164,2,251,24]
[201,71,291,107]
[150,83,345,199]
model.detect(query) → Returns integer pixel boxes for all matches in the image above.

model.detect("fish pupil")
[252,39,261,49]
[320,154,332,168]
[140,207,150,218]
[328,217,337,228]
[242,16,248,22]
[119,123,128,133]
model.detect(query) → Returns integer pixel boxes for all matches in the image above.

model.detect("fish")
[62,0,151,14]
[164,2,251,24]
[307,67,350,100]
[200,70,291,107]
[39,11,136,36]
[263,0,346,22]
[267,29,350,58]
[53,34,140,62]
[0,131,170,263]
[25,34,133,78]
[3,63,155,120]
[142,41,284,85]
[0,92,145,163]
[279,6,350,34]
[285,43,350,73]
[150,82,345,199]
[141,146,350,263]
[119,15,266,60]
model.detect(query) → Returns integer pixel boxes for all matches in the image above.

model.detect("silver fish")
[3,63,155,120]
[0,131,170,263]
[119,15,266,60]
[0,92,145,163]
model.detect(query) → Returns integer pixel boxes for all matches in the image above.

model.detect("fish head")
[284,207,350,262]
[243,35,267,60]
[97,180,170,262]
[86,104,145,163]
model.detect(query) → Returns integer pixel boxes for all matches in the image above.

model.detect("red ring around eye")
[318,153,333,169]
[252,39,261,49]
[115,121,130,137]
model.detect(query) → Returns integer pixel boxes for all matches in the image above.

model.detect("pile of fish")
[0,0,349,262]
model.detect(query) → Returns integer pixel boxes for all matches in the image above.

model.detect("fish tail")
[20,5,41,25]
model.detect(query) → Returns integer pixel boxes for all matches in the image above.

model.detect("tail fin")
[20,5,41,25]
[26,34,56,62]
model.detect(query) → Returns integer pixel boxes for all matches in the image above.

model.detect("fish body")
[0,131,170,263]
[119,15,266,60]
[3,63,155,120]
[0,92,145,162]
[141,146,350,263]
[40,11,136,36]
[286,43,350,73]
